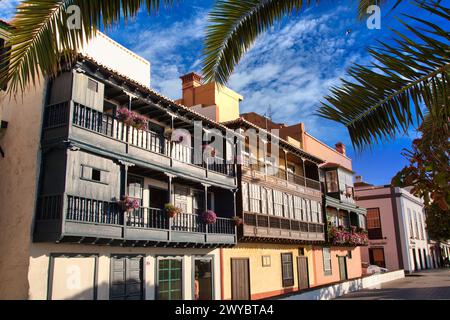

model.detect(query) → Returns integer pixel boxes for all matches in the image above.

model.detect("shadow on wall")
[316,279,364,300]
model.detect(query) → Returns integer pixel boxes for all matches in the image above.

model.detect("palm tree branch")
[318,1,450,150]
[345,63,450,127]
[1,0,173,95]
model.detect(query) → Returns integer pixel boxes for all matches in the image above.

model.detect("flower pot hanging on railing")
[165,203,182,218]
[203,144,216,158]
[117,107,134,125]
[118,195,140,212]
[164,128,173,139]
[202,210,217,224]
[233,216,243,226]
[116,107,148,130]
[131,113,149,130]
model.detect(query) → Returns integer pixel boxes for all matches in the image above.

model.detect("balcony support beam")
[284,149,289,181]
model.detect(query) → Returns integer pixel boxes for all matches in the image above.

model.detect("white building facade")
[355,184,433,273]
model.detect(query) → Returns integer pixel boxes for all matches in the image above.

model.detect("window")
[417,213,423,240]
[408,208,414,238]
[264,188,274,215]
[127,175,144,201]
[249,184,261,213]
[359,214,366,229]
[303,199,309,221]
[311,200,321,223]
[413,211,419,239]
[282,193,291,218]
[281,253,294,287]
[91,169,101,182]
[194,258,213,300]
[87,78,99,92]
[323,248,332,275]
[293,196,303,220]
[273,190,283,217]
[367,208,382,239]
[80,165,108,184]
[242,182,249,212]
[369,248,386,268]
[193,191,205,215]
[157,258,182,300]
[325,170,339,193]
[262,255,271,267]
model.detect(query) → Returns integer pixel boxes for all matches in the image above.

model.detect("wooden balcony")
[34,194,236,247]
[241,212,325,243]
[42,101,236,188]
[241,160,322,198]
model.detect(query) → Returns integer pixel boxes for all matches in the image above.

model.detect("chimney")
[180,72,203,107]
[335,142,346,156]
[355,175,362,183]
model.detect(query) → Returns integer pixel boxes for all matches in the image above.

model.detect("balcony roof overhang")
[71,55,243,138]
[223,117,324,165]
[325,195,366,215]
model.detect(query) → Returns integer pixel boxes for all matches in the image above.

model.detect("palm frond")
[202,0,316,85]
[202,0,408,85]
[317,1,450,150]
[0,0,173,96]
[357,0,402,20]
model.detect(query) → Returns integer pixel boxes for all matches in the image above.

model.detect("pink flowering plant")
[119,195,140,212]
[328,225,368,246]
[117,107,134,125]
[131,112,148,130]
[116,107,148,130]
[202,210,217,224]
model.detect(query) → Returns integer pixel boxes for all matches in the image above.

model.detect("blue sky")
[1,0,446,185]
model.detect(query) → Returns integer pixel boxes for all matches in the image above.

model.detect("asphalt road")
[335,269,450,300]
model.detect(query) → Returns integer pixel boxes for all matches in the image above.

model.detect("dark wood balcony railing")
[47,195,235,236]
[242,156,321,191]
[35,195,236,246]
[44,102,235,177]
[126,207,168,229]
[66,195,123,225]
[243,212,324,235]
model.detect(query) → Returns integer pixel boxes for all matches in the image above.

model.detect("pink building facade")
[354,182,436,273]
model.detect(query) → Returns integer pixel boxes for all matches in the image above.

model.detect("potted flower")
[202,210,217,224]
[117,107,134,125]
[165,203,182,218]
[233,216,243,226]
[131,112,148,130]
[164,128,174,139]
[119,195,140,212]
[203,144,216,157]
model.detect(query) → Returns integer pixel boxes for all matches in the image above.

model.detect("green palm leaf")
[201,0,407,85]
[0,0,173,95]
[317,1,450,150]
[202,0,315,85]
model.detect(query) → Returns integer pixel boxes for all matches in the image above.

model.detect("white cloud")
[0,0,19,21]
[108,10,208,98]
[106,4,372,147]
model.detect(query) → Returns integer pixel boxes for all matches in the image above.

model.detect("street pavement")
[335,268,450,300]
